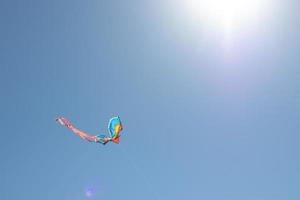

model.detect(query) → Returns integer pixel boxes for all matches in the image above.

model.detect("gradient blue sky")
[1,0,299,200]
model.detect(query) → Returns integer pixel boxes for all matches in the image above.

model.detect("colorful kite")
[55,116,123,145]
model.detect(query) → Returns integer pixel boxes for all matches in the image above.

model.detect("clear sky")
[0,0,299,200]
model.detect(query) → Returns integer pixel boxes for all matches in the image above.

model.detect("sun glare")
[183,0,270,34]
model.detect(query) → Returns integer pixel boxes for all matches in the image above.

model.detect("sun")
[183,0,270,34]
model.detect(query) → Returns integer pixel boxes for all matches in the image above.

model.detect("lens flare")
[85,187,95,198]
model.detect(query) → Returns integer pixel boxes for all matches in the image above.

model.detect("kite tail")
[56,117,72,129]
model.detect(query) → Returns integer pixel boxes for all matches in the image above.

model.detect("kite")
[55,116,123,145]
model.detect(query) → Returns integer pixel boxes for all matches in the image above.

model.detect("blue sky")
[0,0,299,199]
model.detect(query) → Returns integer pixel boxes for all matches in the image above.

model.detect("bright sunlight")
[183,0,271,35]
